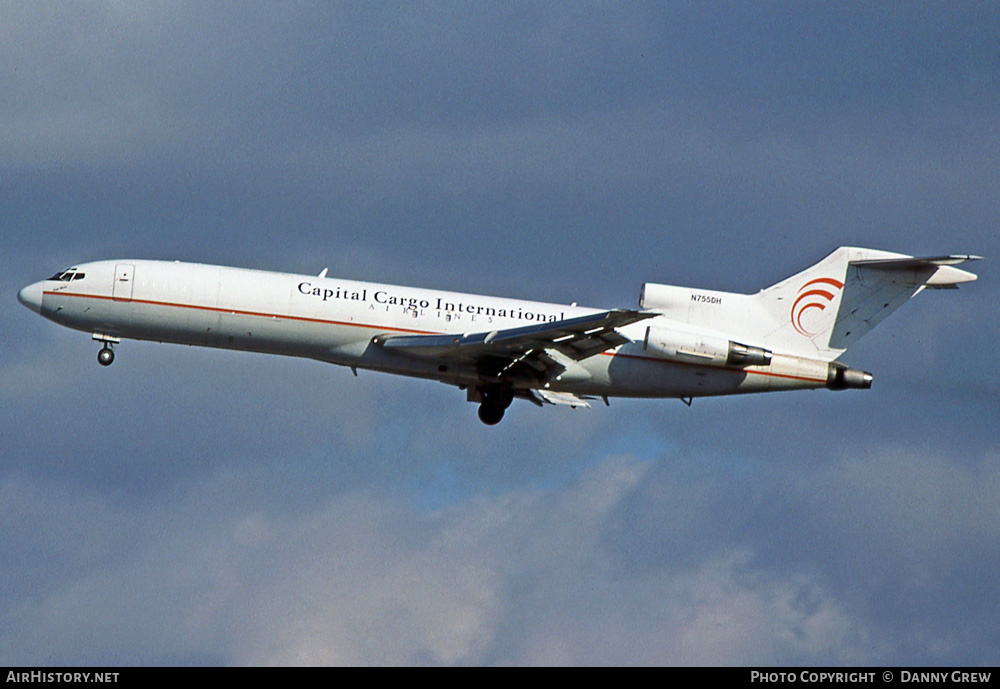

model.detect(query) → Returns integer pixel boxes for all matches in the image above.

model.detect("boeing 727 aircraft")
[18,247,978,424]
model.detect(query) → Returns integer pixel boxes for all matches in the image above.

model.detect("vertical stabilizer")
[752,248,979,360]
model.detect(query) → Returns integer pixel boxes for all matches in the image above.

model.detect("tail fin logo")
[791,278,844,336]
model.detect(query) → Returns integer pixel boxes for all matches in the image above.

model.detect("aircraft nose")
[17,281,44,314]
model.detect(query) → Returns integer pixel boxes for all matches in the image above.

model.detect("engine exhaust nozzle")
[827,363,873,390]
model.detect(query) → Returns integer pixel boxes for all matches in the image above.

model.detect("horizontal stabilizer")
[852,254,981,268]
[850,254,980,288]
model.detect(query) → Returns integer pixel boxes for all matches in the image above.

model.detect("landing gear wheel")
[475,384,513,425]
[477,403,505,425]
[482,385,514,410]
[97,346,115,367]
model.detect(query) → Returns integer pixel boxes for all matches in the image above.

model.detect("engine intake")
[644,327,772,367]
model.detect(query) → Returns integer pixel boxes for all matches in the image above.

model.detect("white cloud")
[0,453,888,666]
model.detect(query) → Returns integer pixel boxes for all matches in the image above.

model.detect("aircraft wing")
[373,309,654,379]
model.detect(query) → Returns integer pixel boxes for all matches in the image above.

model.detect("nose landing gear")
[97,345,115,366]
[92,334,120,367]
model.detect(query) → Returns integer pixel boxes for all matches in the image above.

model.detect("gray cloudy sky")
[2,1,998,666]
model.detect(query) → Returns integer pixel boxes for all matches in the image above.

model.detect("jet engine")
[643,326,772,367]
[826,362,873,390]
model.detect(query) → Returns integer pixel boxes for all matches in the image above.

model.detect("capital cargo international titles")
[297,281,565,323]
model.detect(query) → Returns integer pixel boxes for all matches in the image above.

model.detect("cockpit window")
[47,269,85,281]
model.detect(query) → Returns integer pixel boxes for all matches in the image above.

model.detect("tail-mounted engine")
[643,326,772,367]
[826,362,873,390]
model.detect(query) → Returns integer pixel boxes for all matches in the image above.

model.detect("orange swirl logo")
[791,277,844,336]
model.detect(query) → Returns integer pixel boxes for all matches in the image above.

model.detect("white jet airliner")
[18,247,978,424]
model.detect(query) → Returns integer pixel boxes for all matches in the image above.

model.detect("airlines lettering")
[298,282,564,323]
[298,282,365,302]
[374,291,430,309]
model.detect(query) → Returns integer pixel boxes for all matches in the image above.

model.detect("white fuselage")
[21,259,835,400]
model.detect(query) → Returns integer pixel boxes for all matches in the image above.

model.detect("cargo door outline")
[113,264,135,302]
